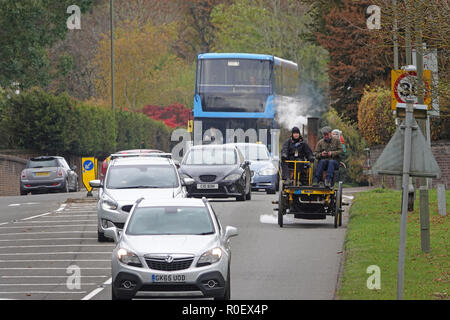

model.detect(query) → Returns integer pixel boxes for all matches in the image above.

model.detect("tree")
[357,86,396,146]
[94,21,195,111]
[317,0,391,122]
[368,0,449,140]
[0,0,92,90]
[210,0,330,119]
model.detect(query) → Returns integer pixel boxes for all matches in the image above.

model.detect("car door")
[236,148,250,192]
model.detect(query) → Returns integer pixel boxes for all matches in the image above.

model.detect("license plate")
[196,184,218,189]
[35,172,50,177]
[151,274,186,283]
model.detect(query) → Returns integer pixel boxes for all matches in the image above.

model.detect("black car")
[179,144,252,201]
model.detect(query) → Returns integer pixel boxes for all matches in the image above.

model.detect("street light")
[110,0,115,111]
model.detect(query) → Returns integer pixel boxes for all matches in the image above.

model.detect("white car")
[90,156,191,242]
[105,197,238,300]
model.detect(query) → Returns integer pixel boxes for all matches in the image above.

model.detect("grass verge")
[337,188,449,299]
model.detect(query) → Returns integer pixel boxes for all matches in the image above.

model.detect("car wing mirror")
[89,180,103,188]
[224,226,238,241]
[182,177,195,186]
[104,227,120,243]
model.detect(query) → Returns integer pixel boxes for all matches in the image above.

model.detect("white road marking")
[343,195,354,200]
[0,259,110,262]
[0,244,112,249]
[0,231,97,236]
[0,267,109,270]
[0,283,98,286]
[40,215,95,218]
[0,238,98,242]
[81,277,112,300]
[12,220,96,224]
[20,212,53,221]
[8,204,20,207]
[0,224,97,229]
[0,291,87,294]
[1,276,108,279]
[0,252,111,256]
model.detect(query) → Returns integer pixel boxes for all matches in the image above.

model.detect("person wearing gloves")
[281,127,314,185]
[313,126,344,188]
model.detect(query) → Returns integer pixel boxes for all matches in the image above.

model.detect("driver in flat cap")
[313,126,344,188]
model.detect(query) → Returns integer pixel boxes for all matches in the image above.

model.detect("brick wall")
[368,140,450,189]
[0,150,85,196]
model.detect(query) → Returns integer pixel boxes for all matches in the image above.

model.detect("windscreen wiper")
[114,186,159,189]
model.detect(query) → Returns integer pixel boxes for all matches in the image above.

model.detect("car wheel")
[111,285,131,301]
[236,192,246,201]
[20,189,27,196]
[98,230,109,243]
[245,189,251,200]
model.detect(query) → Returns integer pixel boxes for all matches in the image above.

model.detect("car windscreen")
[183,148,237,165]
[126,206,215,236]
[236,145,270,161]
[27,158,59,168]
[106,165,179,189]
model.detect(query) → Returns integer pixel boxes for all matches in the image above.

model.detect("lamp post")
[110,0,115,111]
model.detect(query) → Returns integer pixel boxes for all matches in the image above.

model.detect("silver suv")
[105,197,238,300]
[90,156,189,242]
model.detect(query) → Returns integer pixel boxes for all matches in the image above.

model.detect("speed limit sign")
[391,70,432,110]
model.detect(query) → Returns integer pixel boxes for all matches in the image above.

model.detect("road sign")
[413,48,439,117]
[371,118,441,179]
[82,157,97,192]
[391,70,432,110]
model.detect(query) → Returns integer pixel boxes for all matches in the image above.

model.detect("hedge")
[0,87,171,157]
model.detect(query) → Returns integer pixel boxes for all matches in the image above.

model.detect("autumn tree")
[357,86,396,146]
[94,21,195,111]
[317,0,391,122]
[211,0,330,116]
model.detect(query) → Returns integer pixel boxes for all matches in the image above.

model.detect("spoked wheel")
[334,181,343,228]
[278,182,285,228]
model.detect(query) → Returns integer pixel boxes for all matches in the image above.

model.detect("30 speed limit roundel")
[391,70,432,110]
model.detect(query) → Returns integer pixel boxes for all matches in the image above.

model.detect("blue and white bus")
[193,53,299,154]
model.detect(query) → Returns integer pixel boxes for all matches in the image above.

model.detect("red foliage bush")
[140,103,191,128]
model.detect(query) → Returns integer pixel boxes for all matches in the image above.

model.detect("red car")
[100,149,166,182]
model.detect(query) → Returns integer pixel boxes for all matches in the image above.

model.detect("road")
[0,189,360,300]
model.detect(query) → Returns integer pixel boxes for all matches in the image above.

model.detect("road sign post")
[397,99,414,300]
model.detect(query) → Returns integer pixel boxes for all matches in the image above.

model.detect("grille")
[140,284,199,292]
[145,257,193,271]
[121,205,133,213]
[199,175,216,182]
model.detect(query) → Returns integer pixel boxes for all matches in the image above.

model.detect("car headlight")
[224,173,241,181]
[117,248,142,267]
[197,248,223,267]
[101,193,118,211]
[259,167,277,176]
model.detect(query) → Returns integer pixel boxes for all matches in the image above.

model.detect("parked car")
[232,143,279,194]
[20,156,78,195]
[179,144,252,201]
[105,197,238,300]
[90,156,189,242]
[99,149,166,182]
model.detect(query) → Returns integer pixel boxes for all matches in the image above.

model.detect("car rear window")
[27,158,59,168]
[126,206,215,236]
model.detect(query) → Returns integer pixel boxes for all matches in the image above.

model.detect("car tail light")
[21,171,27,179]
[57,168,63,177]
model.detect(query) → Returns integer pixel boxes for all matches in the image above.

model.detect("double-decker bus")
[192,53,299,155]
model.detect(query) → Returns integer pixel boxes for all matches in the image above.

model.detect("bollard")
[437,184,447,217]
